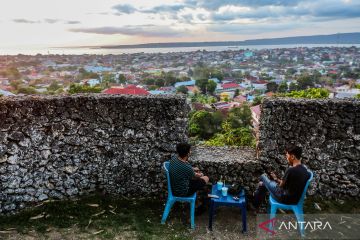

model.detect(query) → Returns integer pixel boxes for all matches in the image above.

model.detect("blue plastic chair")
[161,161,196,229]
[269,170,314,237]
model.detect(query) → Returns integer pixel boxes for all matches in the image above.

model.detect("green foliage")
[297,74,315,90]
[68,83,102,94]
[252,96,264,106]
[102,73,116,84]
[207,80,217,94]
[285,88,329,99]
[17,86,37,94]
[78,68,99,80]
[118,74,126,84]
[289,82,298,91]
[188,110,224,139]
[266,82,278,93]
[193,66,223,81]
[227,104,252,129]
[176,85,188,94]
[195,79,217,94]
[234,89,240,97]
[278,81,288,93]
[356,94,360,99]
[205,121,255,147]
[191,94,217,104]
[3,67,21,80]
[10,80,22,90]
[48,81,61,92]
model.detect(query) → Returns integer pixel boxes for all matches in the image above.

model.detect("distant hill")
[100,32,360,49]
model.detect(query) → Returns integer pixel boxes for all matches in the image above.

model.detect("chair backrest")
[297,170,314,205]
[163,161,173,197]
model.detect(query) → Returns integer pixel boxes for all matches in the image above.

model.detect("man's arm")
[271,171,285,187]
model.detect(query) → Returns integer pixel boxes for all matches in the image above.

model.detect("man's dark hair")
[176,142,191,158]
[285,145,302,160]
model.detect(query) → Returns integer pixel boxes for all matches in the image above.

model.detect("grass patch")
[0,194,191,240]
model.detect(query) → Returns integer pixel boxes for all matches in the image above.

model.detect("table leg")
[208,200,215,231]
[241,204,247,233]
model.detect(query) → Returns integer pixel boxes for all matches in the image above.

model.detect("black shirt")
[281,164,310,204]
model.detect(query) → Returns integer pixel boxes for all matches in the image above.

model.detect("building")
[174,79,196,88]
[103,85,149,95]
[0,89,15,96]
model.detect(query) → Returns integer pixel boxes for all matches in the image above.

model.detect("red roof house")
[103,85,149,95]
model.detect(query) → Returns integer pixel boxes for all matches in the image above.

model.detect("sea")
[1,44,360,55]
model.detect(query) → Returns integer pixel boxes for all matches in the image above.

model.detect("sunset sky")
[1,0,360,49]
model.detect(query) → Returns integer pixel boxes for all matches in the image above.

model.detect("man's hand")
[270,172,278,181]
[193,167,200,172]
[195,172,204,178]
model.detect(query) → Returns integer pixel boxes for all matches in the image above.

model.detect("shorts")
[186,178,206,196]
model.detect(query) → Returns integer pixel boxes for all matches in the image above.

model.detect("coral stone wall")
[259,98,360,198]
[0,94,189,213]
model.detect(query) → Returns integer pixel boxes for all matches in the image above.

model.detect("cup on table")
[221,186,228,197]
[216,181,223,191]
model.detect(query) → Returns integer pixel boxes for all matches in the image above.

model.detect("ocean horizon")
[1,44,360,56]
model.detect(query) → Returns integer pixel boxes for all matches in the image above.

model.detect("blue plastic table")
[208,184,247,233]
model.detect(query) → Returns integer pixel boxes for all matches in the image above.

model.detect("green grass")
[0,194,358,239]
[0,194,191,239]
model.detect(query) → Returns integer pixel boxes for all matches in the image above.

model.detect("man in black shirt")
[253,145,310,209]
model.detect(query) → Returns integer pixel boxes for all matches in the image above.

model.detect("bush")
[285,88,329,99]
[68,84,102,94]
[205,121,255,147]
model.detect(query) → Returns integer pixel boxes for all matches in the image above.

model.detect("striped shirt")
[169,155,195,197]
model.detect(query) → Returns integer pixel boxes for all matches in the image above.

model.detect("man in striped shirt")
[169,143,209,197]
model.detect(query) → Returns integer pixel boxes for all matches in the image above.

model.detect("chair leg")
[269,204,277,233]
[190,200,195,229]
[161,199,174,224]
[293,208,305,237]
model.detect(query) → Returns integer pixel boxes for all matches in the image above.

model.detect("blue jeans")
[253,174,283,208]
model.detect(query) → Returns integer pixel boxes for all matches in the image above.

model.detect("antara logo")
[258,217,332,235]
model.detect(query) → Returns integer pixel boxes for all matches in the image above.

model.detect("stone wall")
[1,95,359,213]
[191,146,260,192]
[259,98,360,198]
[0,94,189,213]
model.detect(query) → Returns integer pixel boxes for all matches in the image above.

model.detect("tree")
[176,85,188,94]
[266,82,278,93]
[227,104,252,129]
[205,121,255,147]
[278,81,288,93]
[252,96,264,106]
[102,73,116,84]
[118,74,126,84]
[285,88,329,99]
[207,80,217,94]
[234,89,240,97]
[10,80,22,90]
[48,81,61,92]
[6,67,21,80]
[297,74,314,90]
[195,78,209,94]
[195,79,217,94]
[188,110,223,139]
[289,82,298,92]
[17,86,37,94]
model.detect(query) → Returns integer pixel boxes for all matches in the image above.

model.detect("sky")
[0,0,360,49]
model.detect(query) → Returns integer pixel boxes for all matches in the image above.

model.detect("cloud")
[208,22,302,34]
[44,18,60,24]
[69,25,183,37]
[65,20,81,25]
[185,0,304,10]
[13,18,39,24]
[112,4,137,14]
